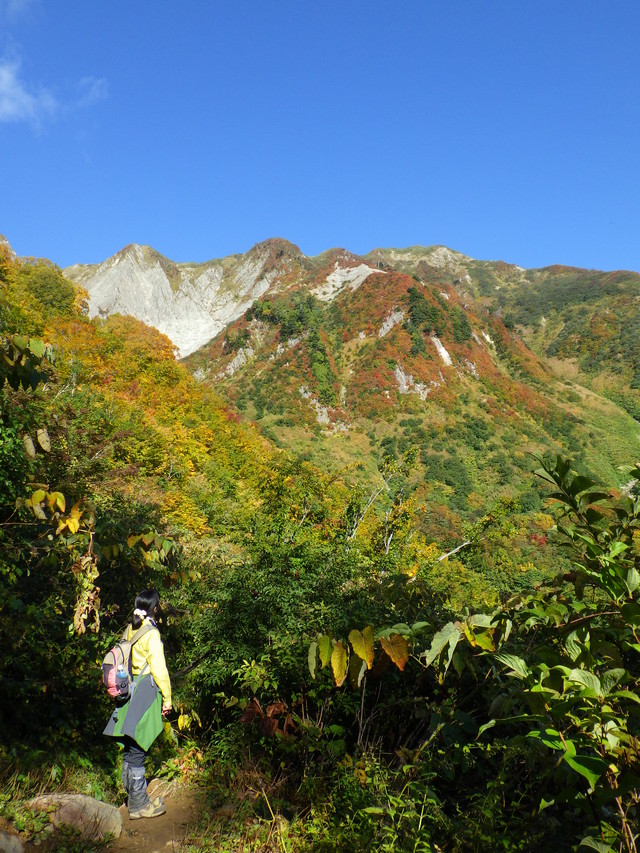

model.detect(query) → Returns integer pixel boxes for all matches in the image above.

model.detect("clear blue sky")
[2,1,640,272]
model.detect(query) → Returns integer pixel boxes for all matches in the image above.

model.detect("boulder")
[28,794,122,842]
[0,830,23,852]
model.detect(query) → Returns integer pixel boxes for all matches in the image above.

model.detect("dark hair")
[132,588,160,629]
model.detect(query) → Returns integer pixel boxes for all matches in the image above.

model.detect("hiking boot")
[129,796,166,820]
[127,766,159,819]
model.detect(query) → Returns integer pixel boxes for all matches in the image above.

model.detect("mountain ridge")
[64,239,543,356]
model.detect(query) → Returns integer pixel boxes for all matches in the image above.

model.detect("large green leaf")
[28,337,45,358]
[318,633,333,668]
[621,602,640,628]
[423,622,459,667]
[600,668,625,695]
[526,728,569,752]
[625,567,640,594]
[494,653,530,679]
[565,630,584,662]
[564,753,609,788]
[579,836,613,852]
[308,641,318,679]
[570,475,597,495]
[569,668,603,698]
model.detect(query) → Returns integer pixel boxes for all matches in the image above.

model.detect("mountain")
[65,240,640,414]
[364,246,640,420]
[65,239,307,357]
[63,238,640,536]
[182,251,638,546]
[62,241,495,358]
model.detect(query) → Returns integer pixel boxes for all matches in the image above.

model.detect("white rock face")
[66,244,278,357]
[217,345,254,378]
[0,235,17,259]
[426,246,467,269]
[378,309,404,338]
[299,385,330,425]
[313,263,383,302]
[431,335,453,366]
[394,364,433,401]
[0,830,23,853]
[299,386,348,431]
[464,359,479,377]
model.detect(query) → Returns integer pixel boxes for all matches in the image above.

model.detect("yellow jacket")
[126,619,171,706]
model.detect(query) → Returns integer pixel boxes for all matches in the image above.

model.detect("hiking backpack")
[101,623,152,699]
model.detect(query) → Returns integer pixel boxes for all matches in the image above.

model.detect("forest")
[1,244,639,852]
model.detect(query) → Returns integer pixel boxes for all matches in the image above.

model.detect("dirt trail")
[111,779,202,852]
[18,780,203,853]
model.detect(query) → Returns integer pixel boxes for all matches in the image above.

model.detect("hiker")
[103,589,172,819]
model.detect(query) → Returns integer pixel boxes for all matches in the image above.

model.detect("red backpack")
[101,624,153,699]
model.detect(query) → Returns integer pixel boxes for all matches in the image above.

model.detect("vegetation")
[1,243,639,852]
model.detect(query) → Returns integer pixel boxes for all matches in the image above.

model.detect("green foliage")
[307,326,337,406]
[21,261,78,319]
[0,334,52,390]
[223,327,250,353]
[312,456,640,851]
[451,305,472,342]
[405,286,443,336]
[248,290,322,339]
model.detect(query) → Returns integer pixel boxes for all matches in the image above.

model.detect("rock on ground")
[28,794,122,842]
[0,829,24,853]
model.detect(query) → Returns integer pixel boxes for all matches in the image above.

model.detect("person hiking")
[103,588,172,819]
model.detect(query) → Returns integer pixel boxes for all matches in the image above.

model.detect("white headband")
[134,608,147,619]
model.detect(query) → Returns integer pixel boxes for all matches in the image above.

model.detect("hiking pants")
[123,736,146,768]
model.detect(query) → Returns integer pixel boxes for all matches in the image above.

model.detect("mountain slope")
[185,258,639,545]
[65,240,309,356]
[365,246,640,417]
[63,237,640,536]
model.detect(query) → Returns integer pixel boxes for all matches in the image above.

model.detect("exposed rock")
[0,830,23,852]
[217,345,254,378]
[394,365,434,401]
[65,243,279,358]
[464,359,479,378]
[431,336,453,366]
[313,263,384,302]
[0,235,17,260]
[299,386,349,431]
[29,794,122,842]
[378,309,404,338]
[299,385,330,425]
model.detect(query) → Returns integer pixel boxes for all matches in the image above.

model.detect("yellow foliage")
[162,492,208,535]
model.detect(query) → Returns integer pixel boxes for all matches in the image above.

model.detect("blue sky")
[2,1,640,272]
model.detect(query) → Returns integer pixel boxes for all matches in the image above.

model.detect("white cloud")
[0,0,38,22]
[76,76,108,108]
[0,59,57,125]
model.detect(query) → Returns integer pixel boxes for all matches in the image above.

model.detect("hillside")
[365,245,640,419]
[65,240,640,426]
[185,249,638,549]
[64,238,640,547]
